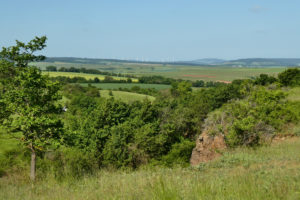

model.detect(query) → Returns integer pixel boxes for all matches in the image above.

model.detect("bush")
[278,68,300,86]
[0,146,30,177]
[38,147,98,179]
[254,74,277,86]
[160,139,195,166]
[204,87,298,147]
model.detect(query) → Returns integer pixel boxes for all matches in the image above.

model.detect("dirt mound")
[190,132,226,166]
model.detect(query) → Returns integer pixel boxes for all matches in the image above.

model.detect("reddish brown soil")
[190,132,227,166]
[216,80,232,84]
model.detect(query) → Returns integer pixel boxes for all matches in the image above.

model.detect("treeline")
[254,68,300,86]
[46,65,136,78]
[50,75,226,88]
[50,75,133,84]
[115,86,159,96]
[139,76,226,87]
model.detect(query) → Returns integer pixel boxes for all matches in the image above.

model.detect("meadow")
[79,83,171,90]
[100,90,155,103]
[0,137,299,200]
[35,61,286,82]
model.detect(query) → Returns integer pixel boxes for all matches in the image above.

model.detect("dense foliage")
[0,36,63,180]
[0,37,299,180]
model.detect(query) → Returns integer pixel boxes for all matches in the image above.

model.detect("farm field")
[42,71,139,82]
[1,137,299,199]
[100,90,155,103]
[80,83,171,90]
[35,62,287,82]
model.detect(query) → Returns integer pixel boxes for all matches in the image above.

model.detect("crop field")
[1,137,299,199]
[100,90,155,103]
[42,71,139,82]
[34,61,287,82]
[80,83,171,90]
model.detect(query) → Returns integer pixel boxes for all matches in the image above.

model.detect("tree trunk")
[30,148,36,181]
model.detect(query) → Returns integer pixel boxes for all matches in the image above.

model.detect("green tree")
[0,36,63,181]
[278,68,300,86]
[46,65,57,71]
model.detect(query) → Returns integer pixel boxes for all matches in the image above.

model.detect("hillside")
[223,58,300,67]
[1,138,299,199]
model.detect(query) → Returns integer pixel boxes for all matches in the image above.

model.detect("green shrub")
[160,139,195,166]
[38,147,98,179]
[205,87,298,147]
[278,68,300,86]
[0,146,30,177]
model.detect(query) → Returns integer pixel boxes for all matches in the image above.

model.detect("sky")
[0,0,300,61]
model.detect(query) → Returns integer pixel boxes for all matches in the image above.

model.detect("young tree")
[0,36,63,181]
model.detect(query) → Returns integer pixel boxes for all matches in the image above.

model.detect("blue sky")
[1,0,300,61]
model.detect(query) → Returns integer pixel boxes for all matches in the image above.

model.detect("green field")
[80,83,171,90]
[100,90,155,103]
[42,71,138,82]
[1,137,299,199]
[35,62,287,82]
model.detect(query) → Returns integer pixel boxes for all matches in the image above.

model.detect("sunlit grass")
[100,90,155,103]
[1,138,299,200]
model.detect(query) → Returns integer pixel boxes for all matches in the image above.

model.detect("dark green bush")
[160,139,195,166]
[204,87,298,147]
[38,147,98,179]
[278,68,300,86]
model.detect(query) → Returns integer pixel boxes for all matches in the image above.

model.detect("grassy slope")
[100,90,155,103]
[80,83,171,90]
[0,138,299,199]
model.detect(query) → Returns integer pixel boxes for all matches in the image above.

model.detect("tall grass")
[1,138,299,199]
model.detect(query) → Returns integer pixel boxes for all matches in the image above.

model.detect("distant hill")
[186,58,226,65]
[43,57,300,67]
[223,58,300,67]
[43,57,197,66]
